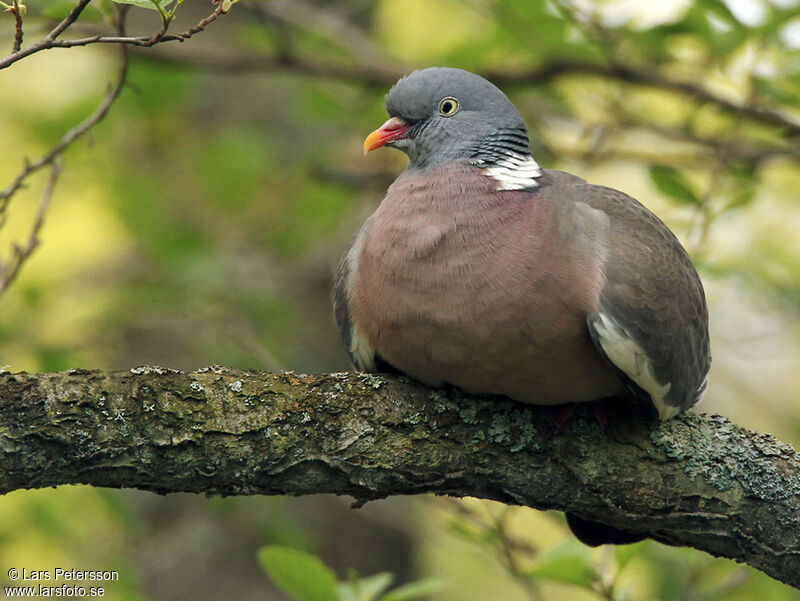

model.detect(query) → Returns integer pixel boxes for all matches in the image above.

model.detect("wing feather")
[572,181,710,419]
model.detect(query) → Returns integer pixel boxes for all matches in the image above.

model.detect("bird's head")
[364,68,532,171]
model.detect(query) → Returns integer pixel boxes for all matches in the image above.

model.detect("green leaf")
[380,579,444,601]
[42,0,104,20]
[649,165,700,205]
[528,541,596,588]
[614,541,645,572]
[259,546,340,601]
[723,187,756,211]
[112,0,171,10]
[338,573,394,601]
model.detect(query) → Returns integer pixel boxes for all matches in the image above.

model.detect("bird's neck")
[469,127,542,191]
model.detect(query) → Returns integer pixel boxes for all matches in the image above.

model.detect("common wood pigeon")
[333,67,711,544]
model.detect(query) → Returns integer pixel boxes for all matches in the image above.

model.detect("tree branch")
[125,47,800,139]
[1,368,798,589]
[0,1,226,71]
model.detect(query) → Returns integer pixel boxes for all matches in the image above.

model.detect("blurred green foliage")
[1,0,800,600]
[260,545,442,601]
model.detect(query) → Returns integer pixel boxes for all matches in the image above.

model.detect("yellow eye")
[438,97,459,116]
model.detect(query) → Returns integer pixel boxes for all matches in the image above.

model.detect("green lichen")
[476,403,540,451]
[428,389,450,413]
[488,413,512,444]
[72,430,101,455]
[509,409,538,452]
[459,407,479,424]
[406,412,423,425]
[360,374,385,390]
[651,413,800,501]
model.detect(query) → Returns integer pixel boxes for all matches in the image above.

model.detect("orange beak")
[363,116,410,155]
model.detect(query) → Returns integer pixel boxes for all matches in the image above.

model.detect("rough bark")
[0,367,798,588]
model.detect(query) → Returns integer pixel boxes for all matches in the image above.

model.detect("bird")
[333,67,710,546]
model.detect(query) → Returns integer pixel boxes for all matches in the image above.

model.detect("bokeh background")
[1,0,800,599]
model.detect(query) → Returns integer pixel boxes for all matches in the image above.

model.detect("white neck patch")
[478,153,542,191]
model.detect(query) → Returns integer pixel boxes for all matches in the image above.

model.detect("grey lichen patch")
[651,414,800,501]
[72,430,101,455]
[406,411,424,425]
[195,365,227,374]
[359,373,385,390]
[472,402,540,451]
[129,365,180,375]
[281,370,309,379]
[229,380,244,393]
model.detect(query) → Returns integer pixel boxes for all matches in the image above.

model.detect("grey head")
[364,68,534,171]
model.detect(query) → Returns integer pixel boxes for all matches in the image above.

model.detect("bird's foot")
[592,402,610,431]
[549,401,610,436]
[549,403,577,436]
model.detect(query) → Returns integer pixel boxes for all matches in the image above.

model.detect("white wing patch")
[350,324,376,372]
[481,153,542,191]
[593,313,677,420]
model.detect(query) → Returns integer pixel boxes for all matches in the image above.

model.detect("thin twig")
[0,157,62,295]
[0,37,129,212]
[0,2,224,71]
[441,500,542,601]
[243,2,293,62]
[45,0,92,41]
[0,1,231,297]
[259,0,393,69]
[488,507,542,601]
[0,5,131,297]
[10,0,22,53]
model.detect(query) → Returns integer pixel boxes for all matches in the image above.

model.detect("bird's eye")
[438,97,459,117]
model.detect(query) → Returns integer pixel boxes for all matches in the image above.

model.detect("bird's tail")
[565,513,647,546]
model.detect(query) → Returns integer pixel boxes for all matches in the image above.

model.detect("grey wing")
[333,245,357,363]
[333,220,378,372]
[577,183,710,419]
